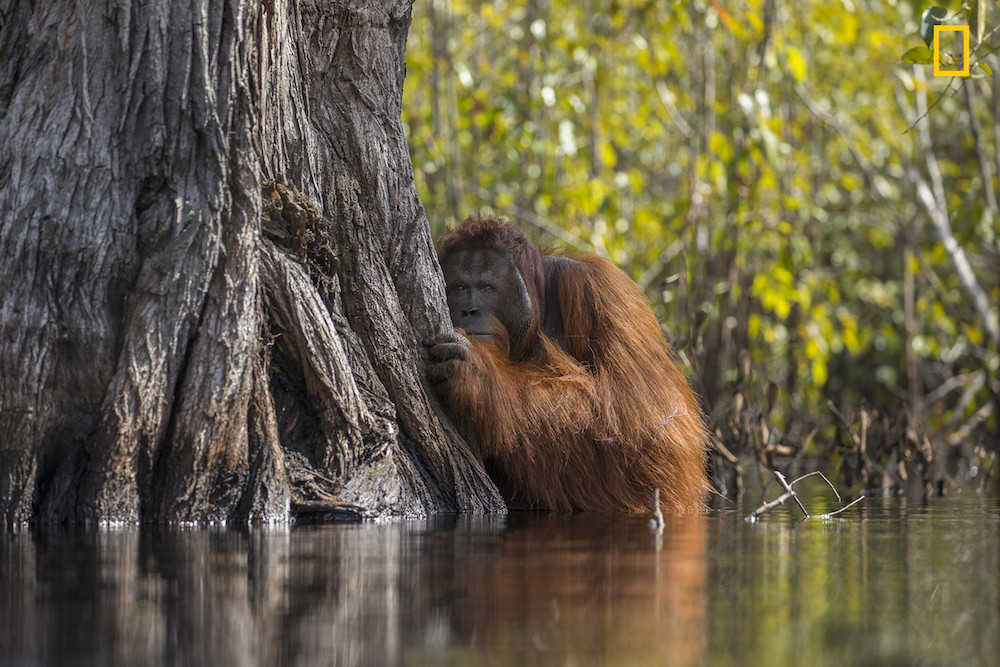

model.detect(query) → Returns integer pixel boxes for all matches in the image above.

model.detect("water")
[2,481,998,666]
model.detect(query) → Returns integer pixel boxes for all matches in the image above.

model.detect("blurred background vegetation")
[402,0,1000,495]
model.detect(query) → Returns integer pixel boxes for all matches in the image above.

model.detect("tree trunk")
[0,0,503,526]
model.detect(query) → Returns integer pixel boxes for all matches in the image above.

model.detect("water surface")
[2,481,997,666]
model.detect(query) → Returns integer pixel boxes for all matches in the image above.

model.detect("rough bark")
[0,0,503,526]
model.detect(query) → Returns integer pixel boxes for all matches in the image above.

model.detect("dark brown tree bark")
[0,0,503,526]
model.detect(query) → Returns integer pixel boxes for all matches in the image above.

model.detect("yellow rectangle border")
[933,25,970,77]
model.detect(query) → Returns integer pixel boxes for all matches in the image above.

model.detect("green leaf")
[971,61,993,79]
[920,6,948,47]
[901,46,933,64]
[976,61,993,78]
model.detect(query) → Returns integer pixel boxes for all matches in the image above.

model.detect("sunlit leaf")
[787,47,807,81]
[709,131,733,162]
[712,2,733,30]
[835,13,859,45]
[901,46,933,64]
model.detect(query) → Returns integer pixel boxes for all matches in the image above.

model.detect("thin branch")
[947,402,995,446]
[923,369,987,405]
[970,23,1000,58]
[909,170,1000,344]
[655,80,696,139]
[819,496,866,518]
[789,470,843,502]
[903,76,958,135]
[774,471,810,518]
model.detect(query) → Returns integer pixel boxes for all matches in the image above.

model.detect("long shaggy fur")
[438,215,708,512]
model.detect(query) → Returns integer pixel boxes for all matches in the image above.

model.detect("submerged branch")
[818,496,866,518]
[745,470,864,523]
[649,488,665,551]
[649,488,665,530]
[744,488,798,523]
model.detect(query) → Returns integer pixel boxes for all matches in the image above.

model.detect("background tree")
[405,0,1000,492]
[0,0,502,526]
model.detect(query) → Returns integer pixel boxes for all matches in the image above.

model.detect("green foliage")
[904,4,995,77]
[902,46,933,65]
[920,6,949,47]
[403,0,1000,463]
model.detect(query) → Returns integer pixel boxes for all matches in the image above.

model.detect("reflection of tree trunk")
[3,516,707,664]
[0,529,290,665]
[0,0,503,525]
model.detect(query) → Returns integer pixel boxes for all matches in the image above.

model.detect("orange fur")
[438,216,708,512]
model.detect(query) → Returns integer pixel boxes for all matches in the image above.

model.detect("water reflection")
[2,489,999,666]
[709,489,1000,666]
[419,513,706,666]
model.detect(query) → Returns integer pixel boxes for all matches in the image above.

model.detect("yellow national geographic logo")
[933,25,970,77]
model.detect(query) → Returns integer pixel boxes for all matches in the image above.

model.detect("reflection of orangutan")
[426,215,708,512]
[452,513,707,662]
